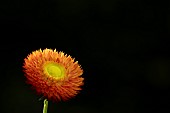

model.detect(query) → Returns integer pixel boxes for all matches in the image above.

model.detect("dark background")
[0,0,170,113]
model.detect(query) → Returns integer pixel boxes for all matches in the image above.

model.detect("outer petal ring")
[23,48,84,101]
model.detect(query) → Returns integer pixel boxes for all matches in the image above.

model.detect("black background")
[0,0,170,113]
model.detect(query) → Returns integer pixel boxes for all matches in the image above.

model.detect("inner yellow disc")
[43,62,65,79]
[47,65,61,77]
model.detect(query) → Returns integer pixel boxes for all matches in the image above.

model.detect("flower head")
[23,48,84,101]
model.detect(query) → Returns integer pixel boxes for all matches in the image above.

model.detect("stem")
[43,99,48,113]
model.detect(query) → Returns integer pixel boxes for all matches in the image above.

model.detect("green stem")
[43,99,48,113]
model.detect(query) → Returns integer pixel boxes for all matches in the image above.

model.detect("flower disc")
[43,62,65,80]
[23,48,84,101]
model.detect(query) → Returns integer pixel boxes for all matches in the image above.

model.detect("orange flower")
[23,48,84,101]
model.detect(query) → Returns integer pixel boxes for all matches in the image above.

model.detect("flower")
[23,48,84,101]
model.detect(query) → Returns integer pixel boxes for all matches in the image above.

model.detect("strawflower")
[23,48,84,113]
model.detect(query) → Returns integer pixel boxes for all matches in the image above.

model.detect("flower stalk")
[43,99,48,113]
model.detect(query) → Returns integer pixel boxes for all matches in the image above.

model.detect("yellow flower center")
[43,62,65,79]
[48,65,61,77]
